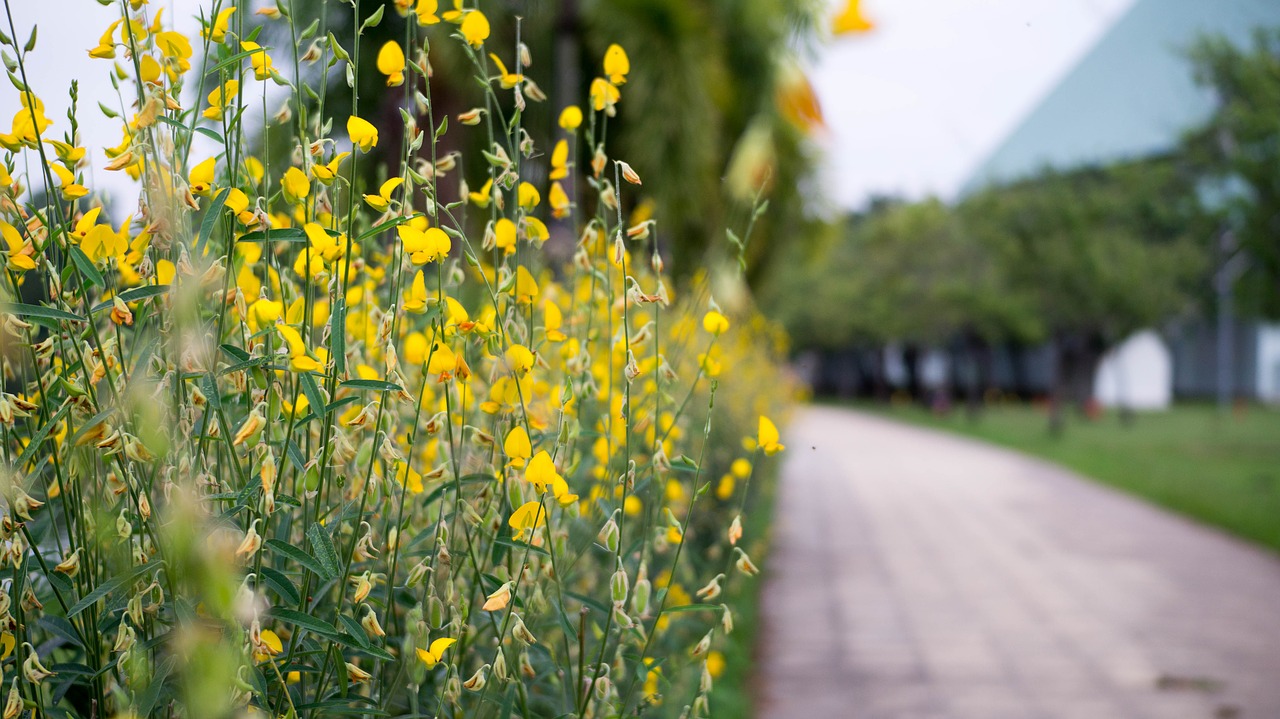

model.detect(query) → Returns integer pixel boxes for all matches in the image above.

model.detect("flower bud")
[463,664,489,691]
[598,513,620,553]
[511,614,537,645]
[610,568,629,606]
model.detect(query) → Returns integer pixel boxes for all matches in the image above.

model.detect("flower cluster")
[0,2,791,718]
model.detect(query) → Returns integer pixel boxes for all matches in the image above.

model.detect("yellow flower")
[89,20,122,59]
[757,416,785,456]
[416,0,440,25]
[205,6,236,43]
[603,44,630,85]
[493,218,517,255]
[402,270,429,313]
[460,10,490,47]
[398,216,451,264]
[312,152,349,184]
[550,139,569,180]
[468,178,493,207]
[363,177,403,211]
[508,500,545,541]
[543,301,566,342]
[524,217,549,244]
[51,164,88,201]
[549,182,570,219]
[253,629,283,662]
[559,105,583,132]
[203,79,238,121]
[590,77,620,112]
[517,182,540,209]
[278,324,322,372]
[46,140,85,165]
[505,344,534,375]
[702,310,729,335]
[416,637,456,667]
[832,0,875,35]
[489,53,523,89]
[1,222,34,272]
[240,40,273,80]
[377,41,406,87]
[189,157,216,195]
[504,426,531,469]
[347,115,378,152]
[281,167,310,203]
[514,266,538,304]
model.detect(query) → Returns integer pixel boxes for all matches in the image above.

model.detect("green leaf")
[306,524,340,581]
[220,344,251,362]
[68,561,165,618]
[5,302,85,323]
[204,49,256,77]
[298,373,327,421]
[336,615,369,647]
[237,227,308,243]
[196,188,229,255]
[331,296,347,375]
[259,566,301,606]
[265,539,327,579]
[91,284,170,314]
[270,608,338,638]
[69,246,104,287]
[338,378,402,393]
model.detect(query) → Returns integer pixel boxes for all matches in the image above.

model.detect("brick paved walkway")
[758,406,1280,719]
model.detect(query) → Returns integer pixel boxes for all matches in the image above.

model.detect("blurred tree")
[1184,29,1280,317]
[263,0,827,288]
[960,158,1205,432]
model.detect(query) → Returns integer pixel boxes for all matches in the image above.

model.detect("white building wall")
[1094,329,1173,410]
[1255,324,1280,404]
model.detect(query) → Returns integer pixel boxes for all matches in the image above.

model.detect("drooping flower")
[603,44,630,85]
[1,222,35,272]
[363,177,403,211]
[832,0,875,35]
[51,164,88,201]
[312,151,349,184]
[398,216,451,264]
[517,182,540,209]
[402,270,429,313]
[549,182,570,219]
[281,167,311,204]
[204,6,237,43]
[416,0,440,25]
[559,105,583,132]
[416,637,456,667]
[702,310,729,336]
[347,115,379,152]
[590,77,620,112]
[489,53,523,89]
[757,416,785,455]
[504,426,531,469]
[240,40,273,80]
[550,139,569,180]
[508,500,545,540]
[376,41,406,86]
[203,79,238,121]
[278,324,323,372]
[460,10,490,47]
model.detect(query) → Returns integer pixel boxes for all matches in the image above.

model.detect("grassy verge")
[851,401,1280,553]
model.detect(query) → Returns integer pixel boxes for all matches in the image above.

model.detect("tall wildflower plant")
[0,0,791,717]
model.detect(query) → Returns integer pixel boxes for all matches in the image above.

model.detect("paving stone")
[756,407,1280,719]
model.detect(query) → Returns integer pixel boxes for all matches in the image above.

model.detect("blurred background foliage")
[262,0,828,288]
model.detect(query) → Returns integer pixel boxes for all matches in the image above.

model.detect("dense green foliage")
[1185,28,1280,318]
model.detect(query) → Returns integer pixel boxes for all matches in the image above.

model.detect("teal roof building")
[962,0,1280,194]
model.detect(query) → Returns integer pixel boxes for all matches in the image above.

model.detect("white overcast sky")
[811,0,1136,208]
[2,0,1134,212]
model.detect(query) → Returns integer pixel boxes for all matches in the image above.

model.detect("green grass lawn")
[856,402,1280,553]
